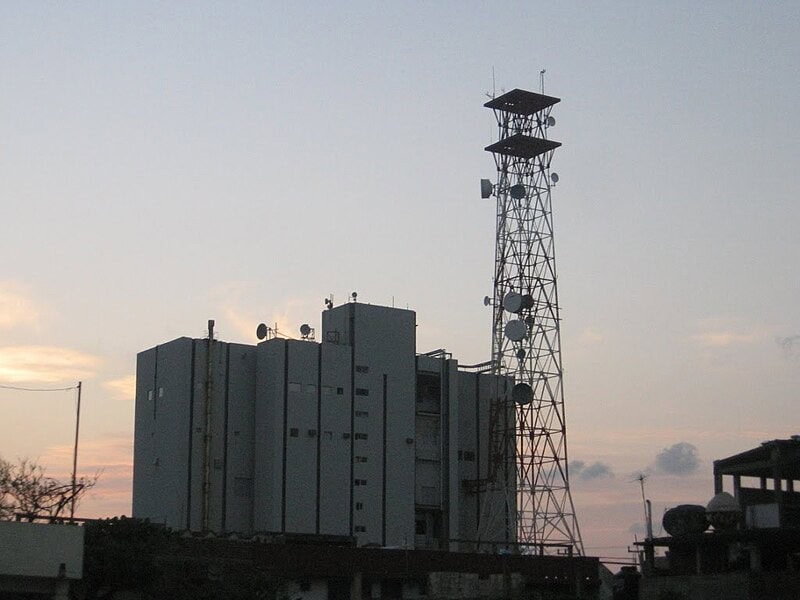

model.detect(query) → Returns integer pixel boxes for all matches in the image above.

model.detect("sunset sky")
[2,2,798,561]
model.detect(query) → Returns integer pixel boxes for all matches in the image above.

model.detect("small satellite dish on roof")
[483,296,492,307]
[502,291,523,313]
[256,323,268,340]
[300,324,312,338]
[516,348,526,360]
[546,116,556,127]
[480,179,494,199]
[512,382,533,405]
[551,172,559,184]
[509,184,526,200]
[504,319,527,342]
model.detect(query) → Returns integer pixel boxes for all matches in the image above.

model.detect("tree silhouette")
[0,456,97,520]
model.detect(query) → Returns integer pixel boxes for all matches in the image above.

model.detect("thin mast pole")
[70,381,82,520]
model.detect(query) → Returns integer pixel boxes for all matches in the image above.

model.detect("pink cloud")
[38,435,133,519]
[0,345,101,383]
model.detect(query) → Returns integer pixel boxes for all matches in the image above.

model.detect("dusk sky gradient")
[2,2,798,560]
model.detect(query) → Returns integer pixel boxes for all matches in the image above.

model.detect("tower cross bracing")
[483,88,583,556]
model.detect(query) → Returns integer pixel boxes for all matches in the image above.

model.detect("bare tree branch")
[0,456,98,521]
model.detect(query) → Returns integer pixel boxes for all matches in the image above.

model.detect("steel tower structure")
[481,88,583,555]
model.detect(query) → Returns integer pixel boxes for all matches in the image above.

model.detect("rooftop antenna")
[540,69,546,94]
[633,473,653,539]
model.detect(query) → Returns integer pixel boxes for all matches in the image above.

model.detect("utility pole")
[70,381,82,520]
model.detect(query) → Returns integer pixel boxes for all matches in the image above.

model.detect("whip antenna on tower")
[475,86,583,556]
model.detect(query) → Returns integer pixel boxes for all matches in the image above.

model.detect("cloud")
[654,442,700,476]
[571,460,614,480]
[0,346,101,383]
[104,375,135,402]
[211,282,318,342]
[0,282,42,330]
[689,317,762,348]
[578,327,604,345]
[38,435,133,518]
[777,335,800,357]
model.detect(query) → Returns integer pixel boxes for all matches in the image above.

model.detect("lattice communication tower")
[481,88,583,555]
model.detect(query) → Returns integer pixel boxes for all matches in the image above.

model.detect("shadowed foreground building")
[638,437,800,600]
[133,301,516,551]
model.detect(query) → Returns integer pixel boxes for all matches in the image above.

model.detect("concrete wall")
[253,339,285,533]
[222,342,257,534]
[319,342,353,536]
[133,337,257,533]
[322,303,416,547]
[133,338,196,529]
[0,521,84,579]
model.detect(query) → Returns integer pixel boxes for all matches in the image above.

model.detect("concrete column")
[52,579,70,600]
[772,447,784,526]
[749,545,762,572]
[351,572,363,600]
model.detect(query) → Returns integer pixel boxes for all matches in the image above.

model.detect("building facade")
[133,301,513,550]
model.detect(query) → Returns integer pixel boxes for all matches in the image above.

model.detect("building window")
[354,433,368,440]
[323,386,334,395]
[289,428,299,437]
[355,365,369,374]
[355,456,368,463]
[355,388,369,396]
[342,432,351,440]
[355,525,366,533]
[336,387,344,395]
[354,479,367,486]
[307,429,317,437]
[355,410,369,418]
[323,431,333,440]
[463,451,476,462]
[158,387,164,398]
[355,502,364,510]
[288,382,301,393]
[147,390,154,401]
[415,519,426,535]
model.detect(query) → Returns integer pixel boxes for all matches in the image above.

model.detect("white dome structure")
[706,492,740,530]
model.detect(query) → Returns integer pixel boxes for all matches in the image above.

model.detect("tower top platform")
[484,89,560,115]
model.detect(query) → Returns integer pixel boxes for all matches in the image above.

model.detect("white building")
[133,301,513,550]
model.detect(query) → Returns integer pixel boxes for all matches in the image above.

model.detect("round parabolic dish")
[504,319,527,341]
[512,382,533,405]
[502,291,523,313]
[509,184,526,200]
